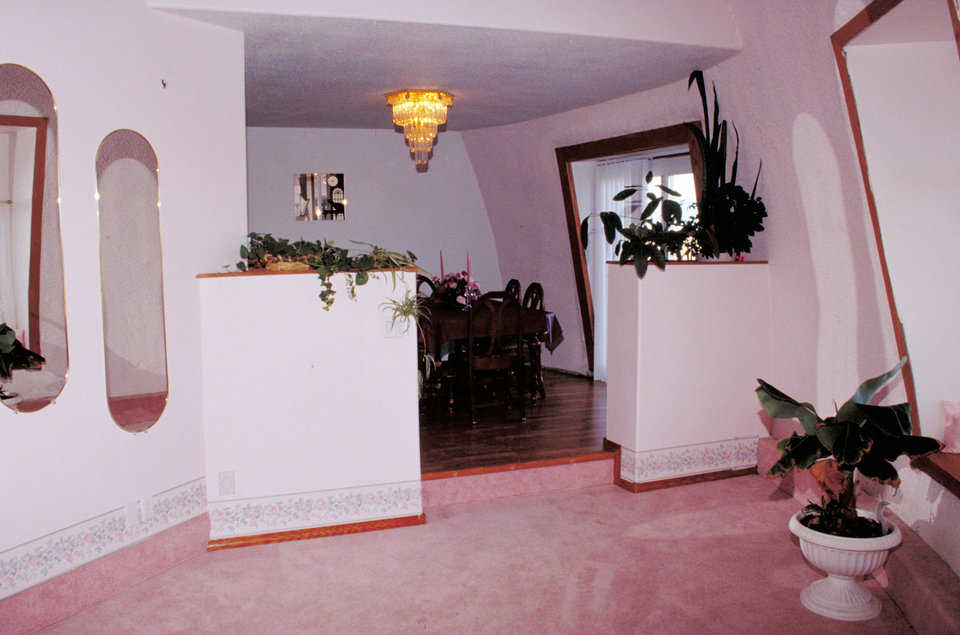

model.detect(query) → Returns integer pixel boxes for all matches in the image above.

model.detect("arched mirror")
[556,123,702,378]
[96,130,168,432]
[0,64,68,412]
[834,0,960,449]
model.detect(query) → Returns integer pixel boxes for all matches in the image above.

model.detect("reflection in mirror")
[838,0,960,442]
[556,124,702,379]
[0,64,68,412]
[96,130,168,432]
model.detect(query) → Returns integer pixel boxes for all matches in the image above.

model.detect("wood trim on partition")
[421,451,616,481]
[911,453,960,501]
[196,266,418,279]
[206,513,426,551]
[555,122,702,373]
[830,0,920,431]
[614,466,758,494]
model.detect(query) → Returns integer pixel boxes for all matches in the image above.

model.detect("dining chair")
[416,274,436,298]
[521,282,546,401]
[467,291,526,425]
[504,278,521,302]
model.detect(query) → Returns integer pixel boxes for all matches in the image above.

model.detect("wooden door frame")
[555,122,702,372]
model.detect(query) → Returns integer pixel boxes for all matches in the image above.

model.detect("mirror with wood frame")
[96,130,169,432]
[833,0,960,447]
[0,64,68,411]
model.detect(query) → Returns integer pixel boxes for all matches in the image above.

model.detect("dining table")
[419,300,564,359]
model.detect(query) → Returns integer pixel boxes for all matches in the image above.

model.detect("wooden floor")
[419,370,607,473]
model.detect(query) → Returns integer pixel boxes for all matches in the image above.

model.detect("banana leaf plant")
[757,357,942,536]
[0,322,44,400]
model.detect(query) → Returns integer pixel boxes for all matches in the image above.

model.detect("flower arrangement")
[432,271,480,308]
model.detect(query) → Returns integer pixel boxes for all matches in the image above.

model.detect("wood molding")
[197,266,418,279]
[555,123,701,374]
[913,453,960,501]
[614,466,758,494]
[830,0,919,431]
[422,452,616,481]
[950,0,960,61]
[206,513,426,551]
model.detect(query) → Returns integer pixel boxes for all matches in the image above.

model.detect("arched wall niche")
[0,63,68,412]
[96,129,168,433]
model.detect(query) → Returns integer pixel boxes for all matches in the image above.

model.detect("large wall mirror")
[834,0,960,451]
[556,123,702,378]
[96,130,168,432]
[0,64,68,412]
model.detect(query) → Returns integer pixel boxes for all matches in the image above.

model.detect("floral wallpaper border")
[208,480,423,539]
[620,437,757,484]
[0,478,205,600]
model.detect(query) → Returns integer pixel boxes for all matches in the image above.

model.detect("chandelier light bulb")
[385,89,453,172]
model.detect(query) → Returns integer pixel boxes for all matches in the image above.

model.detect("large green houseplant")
[581,69,767,278]
[757,357,942,621]
[758,357,941,537]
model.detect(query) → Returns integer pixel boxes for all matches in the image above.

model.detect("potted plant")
[756,357,942,621]
[580,69,767,278]
[0,322,44,400]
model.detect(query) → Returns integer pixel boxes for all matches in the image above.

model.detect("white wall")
[0,1,246,598]
[606,263,771,456]
[198,271,421,539]
[246,127,501,292]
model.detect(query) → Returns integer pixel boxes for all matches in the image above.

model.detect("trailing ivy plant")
[236,233,420,310]
[580,69,766,278]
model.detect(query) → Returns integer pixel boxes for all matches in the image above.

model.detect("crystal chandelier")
[385,89,453,172]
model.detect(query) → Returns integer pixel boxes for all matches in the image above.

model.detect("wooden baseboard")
[206,514,426,551]
[615,466,758,493]
[422,452,616,481]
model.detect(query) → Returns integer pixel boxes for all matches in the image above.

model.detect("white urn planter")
[789,510,901,621]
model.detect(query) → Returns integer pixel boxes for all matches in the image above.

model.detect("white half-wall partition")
[606,262,771,484]
[197,269,422,541]
[245,127,502,294]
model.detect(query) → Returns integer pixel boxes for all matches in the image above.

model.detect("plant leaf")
[852,357,907,405]
[580,217,589,251]
[657,184,681,197]
[641,198,660,220]
[768,433,826,476]
[599,212,623,244]
[645,170,654,184]
[755,379,821,435]
[613,188,638,202]
[661,199,682,225]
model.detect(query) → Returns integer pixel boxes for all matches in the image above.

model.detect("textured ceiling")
[172,10,739,130]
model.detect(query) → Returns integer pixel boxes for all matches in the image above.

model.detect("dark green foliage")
[758,357,942,536]
[580,69,766,278]
[236,233,420,310]
[801,497,885,538]
[0,323,45,400]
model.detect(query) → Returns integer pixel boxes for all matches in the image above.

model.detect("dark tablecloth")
[420,302,563,356]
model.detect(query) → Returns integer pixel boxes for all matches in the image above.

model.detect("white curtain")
[0,126,34,338]
[590,158,648,381]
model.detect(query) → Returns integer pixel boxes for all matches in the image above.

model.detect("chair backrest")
[469,291,523,359]
[505,278,521,301]
[416,274,436,297]
[522,282,544,311]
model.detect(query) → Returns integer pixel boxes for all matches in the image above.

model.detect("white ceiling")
[169,10,740,130]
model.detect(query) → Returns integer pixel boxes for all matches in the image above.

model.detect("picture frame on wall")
[295,172,345,220]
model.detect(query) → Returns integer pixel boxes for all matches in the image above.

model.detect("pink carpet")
[22,475,957,633]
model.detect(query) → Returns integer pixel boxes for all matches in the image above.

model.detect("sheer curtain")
[591,158,647,381]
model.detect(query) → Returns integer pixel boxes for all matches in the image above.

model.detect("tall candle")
[440,250,444,279]
[466,251,470,280]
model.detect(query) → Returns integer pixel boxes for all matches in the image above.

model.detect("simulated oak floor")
[419,370,607,473]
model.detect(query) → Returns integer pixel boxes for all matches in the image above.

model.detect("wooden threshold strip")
[614,466,758,494]
[913,453,960,500]
[421,451,616,481]
[206,513,426,551]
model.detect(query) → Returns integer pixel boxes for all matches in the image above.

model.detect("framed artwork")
[295,172,345,221]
